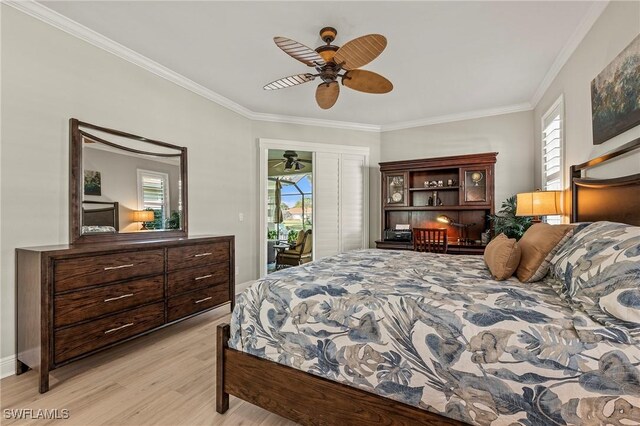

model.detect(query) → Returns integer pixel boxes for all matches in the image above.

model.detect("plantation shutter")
[541,98,563,224]
[142,175,165,211]
[137,170,169,223]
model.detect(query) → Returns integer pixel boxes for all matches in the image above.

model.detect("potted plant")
[488,195,532,240]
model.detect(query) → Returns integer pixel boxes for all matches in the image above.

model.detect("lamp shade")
[516,191,562,216]
[132,210,154,222]
[437,215,453,224]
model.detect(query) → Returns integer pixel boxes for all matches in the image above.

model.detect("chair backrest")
[301,230,312,255]
[290,230,312,255]
[413,228,448,253]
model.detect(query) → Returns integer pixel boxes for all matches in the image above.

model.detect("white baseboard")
[1,355,16,379]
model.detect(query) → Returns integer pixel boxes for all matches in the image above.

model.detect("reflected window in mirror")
[137,169,178,230]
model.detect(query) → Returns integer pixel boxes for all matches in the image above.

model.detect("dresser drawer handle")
[104,322,134,334]
[194,297,212,304]
[193,252,212,258]
[194,274,213,281]
[103,264,134,271]
[104,293,134,302]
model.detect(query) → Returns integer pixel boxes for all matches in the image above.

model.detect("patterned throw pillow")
[551,221,640,340]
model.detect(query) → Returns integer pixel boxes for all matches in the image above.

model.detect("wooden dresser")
[16,235,234,393]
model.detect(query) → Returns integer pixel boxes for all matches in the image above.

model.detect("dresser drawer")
[54,250,165,292]
[167,285,230,322]
[167,263,229,296]
[54,302,164,364]
[167,241,229,271]
[54,276,164,328]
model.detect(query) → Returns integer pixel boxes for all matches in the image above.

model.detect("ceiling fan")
[270,150,311,171]
[264,27,393,109]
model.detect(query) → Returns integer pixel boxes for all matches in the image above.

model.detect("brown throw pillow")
[484,233,521,281]
[517,223,575,282]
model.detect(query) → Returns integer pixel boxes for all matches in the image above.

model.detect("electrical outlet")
[239,213,244,222]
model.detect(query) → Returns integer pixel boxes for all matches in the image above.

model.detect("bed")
[81,201,119,234]
[217,139,640,425]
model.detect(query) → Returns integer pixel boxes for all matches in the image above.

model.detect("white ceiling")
[38,1,597,127]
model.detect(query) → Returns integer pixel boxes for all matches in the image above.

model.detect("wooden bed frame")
[570,138,640,226]
[82,200,119,230]
[217,139,640,425]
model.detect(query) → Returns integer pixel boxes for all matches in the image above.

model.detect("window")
[137,169,170,229]
[541,95,564,224]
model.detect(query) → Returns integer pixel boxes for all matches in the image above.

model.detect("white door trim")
[258,138,370,278]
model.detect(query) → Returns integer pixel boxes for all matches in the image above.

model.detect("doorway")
[259,138,370,278]
[267,150,313,274]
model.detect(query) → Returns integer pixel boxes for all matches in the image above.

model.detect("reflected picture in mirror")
[70,119,187,244]
[83,170,102,196]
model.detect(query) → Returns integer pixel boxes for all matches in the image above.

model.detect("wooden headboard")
[82,201,119,230]
[571,138,640,225]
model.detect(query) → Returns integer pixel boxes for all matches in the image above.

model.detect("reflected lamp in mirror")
[436,215,476,244]
[516,190,562,223]
[132,210,154,230]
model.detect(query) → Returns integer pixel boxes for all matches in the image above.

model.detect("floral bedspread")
[229,249,640,425]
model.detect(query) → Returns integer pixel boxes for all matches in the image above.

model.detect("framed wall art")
[591,34,640,145]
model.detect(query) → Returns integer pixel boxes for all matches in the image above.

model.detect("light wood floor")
[1,309,297,425]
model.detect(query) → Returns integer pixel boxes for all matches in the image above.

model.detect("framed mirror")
[69,119,188,244]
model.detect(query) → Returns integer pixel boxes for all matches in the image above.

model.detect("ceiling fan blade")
[334,34,387,70]
[274,37,326,67]
[263,73,315,91]
[315,82,340,109]
[343,70,393,94]
[269,160,286,168]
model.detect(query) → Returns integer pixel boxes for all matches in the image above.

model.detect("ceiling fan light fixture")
[315,44,339,63]
[265,27,393,109]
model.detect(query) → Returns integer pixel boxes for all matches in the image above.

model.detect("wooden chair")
[413,228,448,253]
[276,230,313,269]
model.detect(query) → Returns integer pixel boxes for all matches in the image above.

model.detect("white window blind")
[541,97,563,224]
[137,170,169,222]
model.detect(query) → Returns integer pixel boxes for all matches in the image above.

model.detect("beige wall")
[534,1,640,188]
[380,111,536,215]
[0,6,378,363]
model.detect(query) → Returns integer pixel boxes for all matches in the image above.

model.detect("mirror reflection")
[81,137,183,235]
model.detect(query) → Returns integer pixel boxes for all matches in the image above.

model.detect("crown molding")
[4,0,382,132]
[529,0,609,108]
[380,102,533,132]
[4,0,605,133]
[250,111,381,132]
[4,0,256,118]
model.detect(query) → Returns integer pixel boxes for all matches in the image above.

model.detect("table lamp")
[515,190,562,223]
[437,215,475,243]
[132,210,154,230]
